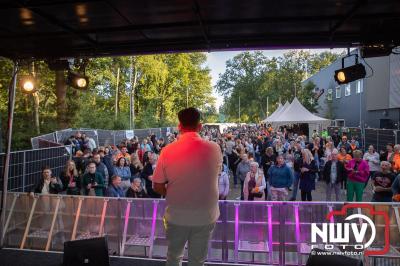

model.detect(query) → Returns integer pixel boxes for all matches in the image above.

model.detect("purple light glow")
[267,205,273,264]
[234,203,239,263]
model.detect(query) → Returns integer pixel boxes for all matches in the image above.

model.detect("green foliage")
[217,50,340,122]
[0,53,215,150]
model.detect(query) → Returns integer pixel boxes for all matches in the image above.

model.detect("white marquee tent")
[262,101,290,123]
[271,97,330,126]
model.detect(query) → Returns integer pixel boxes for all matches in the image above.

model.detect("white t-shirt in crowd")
[152,132,223,226]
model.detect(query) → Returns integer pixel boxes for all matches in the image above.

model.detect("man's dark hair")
[178,107,201,130]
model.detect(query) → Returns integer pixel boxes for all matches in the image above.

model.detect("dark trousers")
[301,190,312,201]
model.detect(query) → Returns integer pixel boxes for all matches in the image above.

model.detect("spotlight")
[67,71,89,90]
[20,76,37,94]
[334,63,366,84]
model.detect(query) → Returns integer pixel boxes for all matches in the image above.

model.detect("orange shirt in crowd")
[337,153,352,164]
[392,153,400,172]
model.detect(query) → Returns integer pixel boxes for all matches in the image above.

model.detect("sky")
[206,48,346,110]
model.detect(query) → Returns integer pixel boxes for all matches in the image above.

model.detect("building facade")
[303,50,400,129]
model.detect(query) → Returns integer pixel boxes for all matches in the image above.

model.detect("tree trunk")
[33,92,40,134]
[114,67,120,121]
[55,70,68,129]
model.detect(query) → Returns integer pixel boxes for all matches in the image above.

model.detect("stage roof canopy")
[0,0,400,59]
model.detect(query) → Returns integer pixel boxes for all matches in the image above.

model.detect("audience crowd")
[31,125,400,203]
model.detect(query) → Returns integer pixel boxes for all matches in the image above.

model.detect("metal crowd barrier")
[0,146,71,192]
[2,193,400,265]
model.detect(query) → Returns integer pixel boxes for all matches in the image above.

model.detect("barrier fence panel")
[0,146,71,192]
[3,193,399,266]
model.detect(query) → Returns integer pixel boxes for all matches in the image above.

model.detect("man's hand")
[50,177,57,184]
[69,182,76,188]
[87,183,92,189]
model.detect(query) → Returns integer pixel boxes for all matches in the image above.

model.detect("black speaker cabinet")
[307,248,363,266]
[63,237,110,266]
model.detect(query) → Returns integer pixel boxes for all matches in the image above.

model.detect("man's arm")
[152,151,168,196]
[153,182,167,196]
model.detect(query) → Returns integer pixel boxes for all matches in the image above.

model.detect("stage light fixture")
[67,71,89,90]
[334,53,366,85]
[20,76,37,94]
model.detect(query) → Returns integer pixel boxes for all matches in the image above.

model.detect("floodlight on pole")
[20,75,37,94]
[66,71,89,90]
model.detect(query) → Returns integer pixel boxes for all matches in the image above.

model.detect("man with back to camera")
[152,107,223,266]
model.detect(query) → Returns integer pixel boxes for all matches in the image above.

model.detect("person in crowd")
[268,154,293,201]
[380,143,394,162]
[236,153,251,200]
[130,152,144,179]
[243,162,266,201]
[60,160,81,195]
[106,175,125,197]
[392,174,400,202]
[391,144,400,173]
[152,107,222,266]
[289,141,303,201]
[82,161,105,196]
[261,147,275,199]
[323,149,347,201]
[371,161,395,202]
[113,157,132,191]
[363,145,380,187]
[345,150,370,202]
[87,135,97,151]
[141,138,152,152]
[141,152,160,198]
[299,149,318,201]
[98,148,114,177]
[309,137,323,181]
[218,166,230,200]
[337,135,351,154]
[114,145,131,165]
[126,177,148,198]
[324,141,334,161]
[338,146,352,165]
[91,153,109,187]
[274,139,286,156]
[349,139,358,153]
[158,138,167,152]
[31,166,63,195]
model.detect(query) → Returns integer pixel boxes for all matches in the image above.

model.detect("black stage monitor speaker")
[63,237,110,266]
[306,248,363,266]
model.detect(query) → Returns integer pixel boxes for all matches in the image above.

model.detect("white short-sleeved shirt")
[152,132,223,226]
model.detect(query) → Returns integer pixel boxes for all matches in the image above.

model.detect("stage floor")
[0,248,268,266]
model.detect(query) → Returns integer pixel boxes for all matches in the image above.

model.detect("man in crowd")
[268,155,293,201]
[82,161,105,196]
[236,153,251,200]
[152,107,222,266]
[323,149,347,201]
[106,175,125,197]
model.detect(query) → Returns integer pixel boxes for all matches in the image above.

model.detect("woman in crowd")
[261,147,276,199]
[299,149,318,201]
[363,145,380,187]
[60,160,81,195]
[218,166,230,200]
[371,161,395,202]
[380,143,394,162]
[141,152,160,198]
[126,177,148,198]
[274,139,286,156]
[391,144,400,173]
[130,152,144,179]
[345,150,370,202]
[243,162,266,201]
[113,157,132,191]
[324,141,334,161]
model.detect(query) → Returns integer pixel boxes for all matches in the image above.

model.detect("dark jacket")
[141,163,160,198]
[33,177,63,194]
[106,184,125,197]
[60,171,81,195]
[323,160,347,184]
[261,154,276,179]
[299,160,318,192]
[82,172,105,196]
[126,187,148,198]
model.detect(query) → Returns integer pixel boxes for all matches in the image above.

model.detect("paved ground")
[226,173,374,202]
